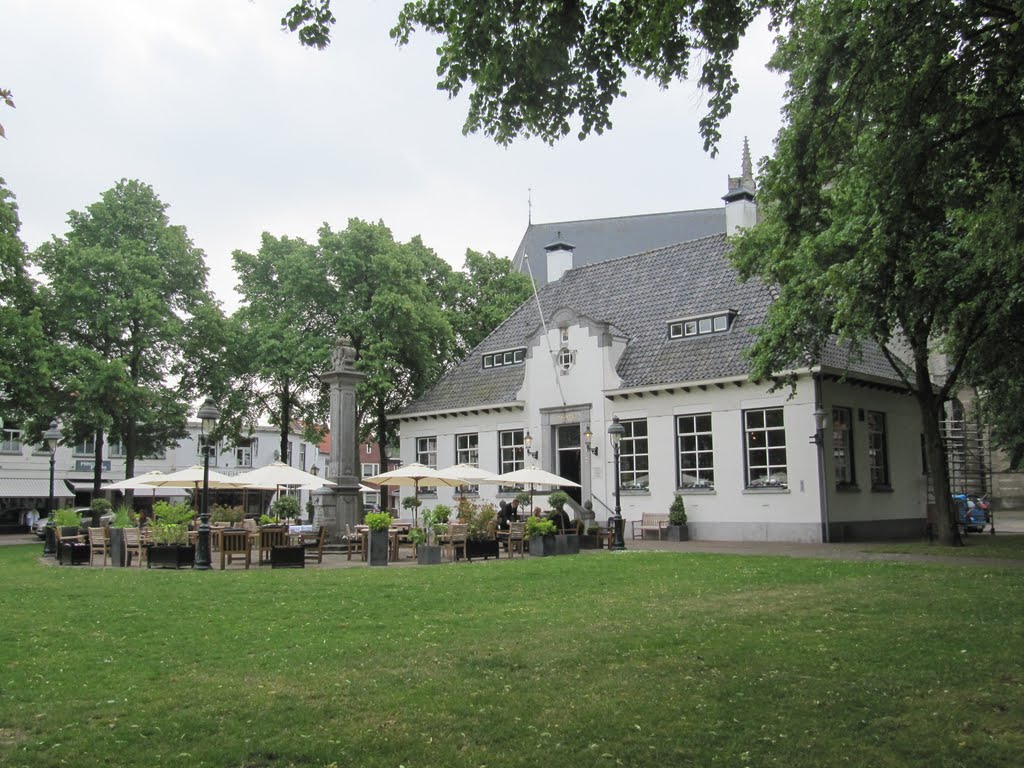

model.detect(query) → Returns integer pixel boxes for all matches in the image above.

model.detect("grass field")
[1,543,1022,767]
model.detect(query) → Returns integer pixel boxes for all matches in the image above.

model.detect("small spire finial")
[528,187,532,224]
[741,137,753,188]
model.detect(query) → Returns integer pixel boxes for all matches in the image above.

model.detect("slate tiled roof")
[512,208,726,285]
[402,234,905,416]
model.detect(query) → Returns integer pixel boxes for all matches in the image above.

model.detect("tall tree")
[448,249,535,358]
[34,179,219,490]
[729,1,1024,544]
[285,0,773,151]
[0,176,50,433]
[229,233,332,464]
[315,219,456,465]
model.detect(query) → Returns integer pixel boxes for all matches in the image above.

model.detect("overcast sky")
[1,1,786,312]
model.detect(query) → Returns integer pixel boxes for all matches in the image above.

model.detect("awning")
[0,478,75,500]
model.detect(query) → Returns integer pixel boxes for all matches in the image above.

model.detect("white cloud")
[0,2,785,312]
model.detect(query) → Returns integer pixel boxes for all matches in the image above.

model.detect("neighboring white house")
[394,151,926,542]
[0,421,323,529]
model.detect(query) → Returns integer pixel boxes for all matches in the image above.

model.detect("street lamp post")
[194,398,221,570]
[607,416,626,551]
[42,420,62,557]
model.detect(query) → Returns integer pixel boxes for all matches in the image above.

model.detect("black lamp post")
[607,416,626,551]
[194,397,220,570]
[42,420,62,557]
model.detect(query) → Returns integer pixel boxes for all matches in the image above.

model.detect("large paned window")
[831,407,854,486]
[197,436,219,467]
[73,436,97,457]
[455,433,480,494]
[618,419,649,490]
[417,436,438,495]
[107,440,127,459]
[867,411,890,489]
[1,427,23,454]
[498,429,525,492]
[236,437,256,467]
[744,408,788,488]
[676,413,714,489]
[362,463,379,478]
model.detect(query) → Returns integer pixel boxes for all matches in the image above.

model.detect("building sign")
[75,460,111,472]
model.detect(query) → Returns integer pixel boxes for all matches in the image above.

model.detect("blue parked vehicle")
[952,494,988,533]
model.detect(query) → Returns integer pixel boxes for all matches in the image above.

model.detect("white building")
[0,421,324,530]
[394,153,926,542]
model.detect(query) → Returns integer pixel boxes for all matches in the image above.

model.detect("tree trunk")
[914,358,959,546]
[279,376,291,464]
[92,427,105,495]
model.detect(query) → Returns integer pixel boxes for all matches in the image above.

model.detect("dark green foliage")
[730,0,1024,541]
[32,179,220,485]
[669,494,687,525]
[270,494,301,520]
[285,1,770,151]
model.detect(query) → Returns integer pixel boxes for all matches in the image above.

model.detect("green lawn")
[1,544,1022,767]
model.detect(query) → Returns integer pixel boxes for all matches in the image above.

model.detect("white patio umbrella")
[362,462,466,524]
[137,465,248,490]
[439,463,501,499]
[233,461,336,491]
[491,465,581,511]
[105,471,188,500]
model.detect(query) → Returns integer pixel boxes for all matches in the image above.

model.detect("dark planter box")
[146,544,196,569]
[579,534,601,550]
[665,524,690,542]
[368,530,389,566]
[417,544,442,564]
[528,534,556,557]
[271,545,305,568]
[109,528,127,567]
[554,534,580,555]
[58,541,89,566]
[456,538,499,561]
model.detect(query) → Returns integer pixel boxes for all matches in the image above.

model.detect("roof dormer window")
[482,347,526,369]
[668,311,737,339]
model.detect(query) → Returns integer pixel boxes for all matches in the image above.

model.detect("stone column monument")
[315,336,366,542]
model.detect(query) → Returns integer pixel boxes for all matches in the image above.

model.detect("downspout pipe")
[814,374,831,543]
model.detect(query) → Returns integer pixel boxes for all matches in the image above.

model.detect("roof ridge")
[528,207,724,229]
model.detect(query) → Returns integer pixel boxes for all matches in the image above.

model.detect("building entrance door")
[556,424,582,505]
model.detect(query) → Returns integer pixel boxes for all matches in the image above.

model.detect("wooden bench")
[631,513,669,540]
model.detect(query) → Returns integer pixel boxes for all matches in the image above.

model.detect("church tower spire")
[723,137,758,234]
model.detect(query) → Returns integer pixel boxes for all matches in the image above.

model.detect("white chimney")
[545,234,575,283]
[723,137,758,234]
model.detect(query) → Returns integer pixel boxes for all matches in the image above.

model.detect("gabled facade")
[397,164,927,541]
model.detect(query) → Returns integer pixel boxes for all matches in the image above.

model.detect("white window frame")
[618,418,649,491]
[416,436,438,495]
[867,411,890,489]
[498,429,525,492]
[455,433,479,494]
[2,427,24,454]
[831,407,855,486]
[744,407,788,488]
[676,413,715,489]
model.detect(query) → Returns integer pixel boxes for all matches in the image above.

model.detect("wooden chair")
[507,521,526,559]
[87,527,109,567]
[257,525,288,565]
[344,524,364,561]
[123,527,147,568]
[302,525,327,565]
[445,522,469,562]
[219,529,252,570]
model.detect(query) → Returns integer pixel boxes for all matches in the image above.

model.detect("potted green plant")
[402,495,423,526]
[456,501,499,561]
[515,491,533,514]
[147,501,196,569]
[108,505,133,567]
[271,494,301,524]
[525,516,557,557]
[53,507,87,564]
[364,511,392,566]
[546,491,579,555]
[667,495,690,541]
[305,498,315,524]
[580,523,602,549]
[412,504,449,565]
